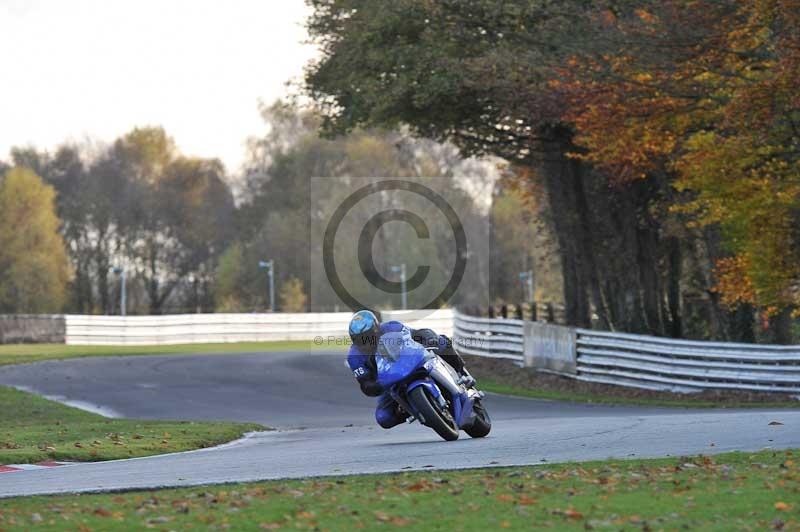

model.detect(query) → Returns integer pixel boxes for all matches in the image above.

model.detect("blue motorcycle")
[376,329,491,441]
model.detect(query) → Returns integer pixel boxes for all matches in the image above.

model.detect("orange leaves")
[552,507,584,520]
[553,0,800,315]
[713,256,757,308]
[634,9,658,24]
[557,55,685,183]
[373,511,412,526]
[406,480,433,492]
[518,496,539,506]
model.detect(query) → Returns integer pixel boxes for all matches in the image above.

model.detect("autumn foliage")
[559,0,800,312]
[304,0,800,339]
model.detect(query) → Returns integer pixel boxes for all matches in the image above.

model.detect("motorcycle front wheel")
[408,386,459,441]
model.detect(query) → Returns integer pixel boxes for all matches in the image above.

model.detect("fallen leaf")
[775,502,792,511]
[565,508,583,520]
[259,523,282,530]
[497,494,515,503]
[407,481,431,492]
[519,496,538,506]
[93,508,112,517]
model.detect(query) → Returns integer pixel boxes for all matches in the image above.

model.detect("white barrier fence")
[453,310,800,394]
[452,313,524,361]
[64,309,454,346]
[575,329,800,394]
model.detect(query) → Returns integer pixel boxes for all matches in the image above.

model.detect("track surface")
[0,351,798,498]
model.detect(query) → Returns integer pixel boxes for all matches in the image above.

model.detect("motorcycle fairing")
[375,330,429,388]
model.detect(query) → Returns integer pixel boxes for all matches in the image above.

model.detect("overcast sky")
[0,0,316,172]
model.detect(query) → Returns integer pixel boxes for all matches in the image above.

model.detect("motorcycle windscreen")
[376,331,428,388]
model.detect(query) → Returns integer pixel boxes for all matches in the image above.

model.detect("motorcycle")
[376,329,491,441]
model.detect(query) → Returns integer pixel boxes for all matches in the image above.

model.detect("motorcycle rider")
[346,309,474,428]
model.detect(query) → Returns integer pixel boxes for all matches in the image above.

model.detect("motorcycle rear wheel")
[409,386,459,441]
[464,399,491,438]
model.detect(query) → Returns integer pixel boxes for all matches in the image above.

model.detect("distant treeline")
[0,103,532,317]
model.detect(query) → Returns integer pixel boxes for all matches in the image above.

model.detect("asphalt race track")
[1,351,798,498]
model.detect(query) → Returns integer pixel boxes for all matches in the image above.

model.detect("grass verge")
[0,386,263,465]
[480,380,800,409]
[0,449,797,530]
[0,341,319,367]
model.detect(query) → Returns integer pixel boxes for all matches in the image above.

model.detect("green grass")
[0,386,263,465]
[0,341,321,367]
[0,449,797,530]
[479,379,800,409]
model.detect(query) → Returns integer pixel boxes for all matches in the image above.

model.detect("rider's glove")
[359,378,383,397]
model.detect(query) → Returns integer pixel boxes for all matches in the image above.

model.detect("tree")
[233,103,491,312]
[280,277,308,312]
[0,167,69,312]
[303,0,797,340]
[490,187,549,304]
[303,0,693,333]
[10,145,100,311]
[214,242,253,312]
[559,0,800,339]
[109,127,235,313]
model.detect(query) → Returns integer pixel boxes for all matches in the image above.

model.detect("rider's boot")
[396,403,412,423]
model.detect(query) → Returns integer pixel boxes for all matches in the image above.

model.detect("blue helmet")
[349,309,380,353]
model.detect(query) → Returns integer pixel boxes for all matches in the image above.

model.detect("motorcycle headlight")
[423,358,436,372]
